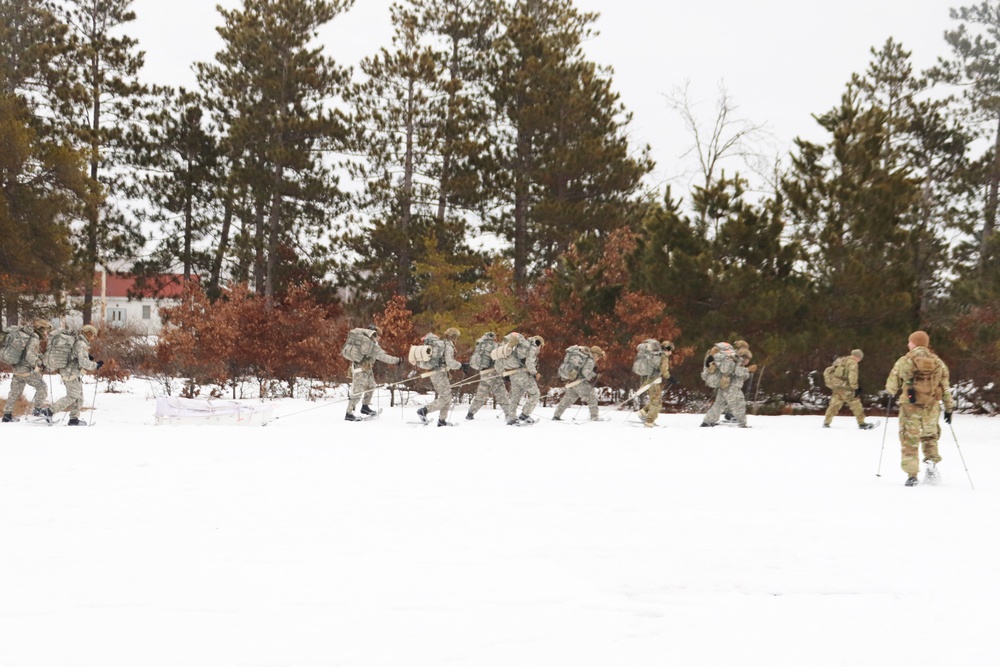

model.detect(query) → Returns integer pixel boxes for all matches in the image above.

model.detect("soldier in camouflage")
[345,326,401,421]
[465,332,517,425]
[638,340,675,427]
[823,348,875,429]
[885,330,954,487]
[552,346,604,422]
[416,327,463,427]
[506,334,544,424]
[2,320,52,422]
[700,342,755,428]
[50,324,101,426]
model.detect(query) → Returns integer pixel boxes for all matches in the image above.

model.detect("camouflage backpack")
[905,349,945,406]
[410,333,446,370]
[631,339,662,376]
[558,345,590,381]
[43,329,80,372]
[469,333,497,370]
[701,342,737,389]
[0,326,35,366]
[341,328,378,364]
[494,332,530,371]
[823,356,851,390]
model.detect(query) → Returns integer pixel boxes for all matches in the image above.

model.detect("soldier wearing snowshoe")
[822,349,874,429]
[636,340,675,428]
[50,324,101,426]
[345,326,401,422]
[465,332,516,425]
[722,340,754,423]
[503,333,543,424]
[884,331,953,487]
[416,327,463,427]
[700,342,753,428]
[552,346,604,422]
[2,320,52,423]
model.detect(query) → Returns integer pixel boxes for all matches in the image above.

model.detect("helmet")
[81,324,98,338]
[589,346,605,359]
[733,340,749,350]
[444,327,460,340]
[33,319,52,332]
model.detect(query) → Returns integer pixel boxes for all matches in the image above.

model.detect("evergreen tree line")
[2,0,999,408]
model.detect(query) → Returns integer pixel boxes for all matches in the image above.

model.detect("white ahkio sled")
[154,396,277,427]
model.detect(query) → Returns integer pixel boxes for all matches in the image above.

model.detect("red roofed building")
[69,272,195,333]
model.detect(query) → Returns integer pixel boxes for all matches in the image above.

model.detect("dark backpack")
[0,326,35,366]
[558,346,590,381]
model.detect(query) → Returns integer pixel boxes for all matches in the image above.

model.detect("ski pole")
[752,365,765,415]
[87,373,99,427]
[876,394,893,478]
[947,420,975,491]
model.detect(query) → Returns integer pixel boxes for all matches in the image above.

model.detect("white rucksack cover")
[410,333,446,370]
[0,326,34,366]
[631,339,662,376]
[558,345,590,381]
[469,333,497,371]
[702,342,737,389]
[43,329,80,372]
[495,333,530,371]
[341,328,377,364]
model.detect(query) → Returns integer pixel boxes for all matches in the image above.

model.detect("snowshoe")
[858,422,876,430]
[416,407,430,424]
[905,476,919,487]
[67,418,86,426]
[2,413,18,423]
[518,413,536,425]
[345,413,361,422]
[360,404,377,416]
[924,461,941,485]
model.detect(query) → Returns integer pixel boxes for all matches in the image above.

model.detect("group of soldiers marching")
[341,325,954,486]
[0,321,102,426]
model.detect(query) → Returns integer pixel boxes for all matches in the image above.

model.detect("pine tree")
[196,0,352,301]
[61,0,149,324]
[487,0,651,285]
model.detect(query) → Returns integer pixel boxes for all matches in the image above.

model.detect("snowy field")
[1,376,997,667]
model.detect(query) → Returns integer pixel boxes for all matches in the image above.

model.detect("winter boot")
[506,417,519,426]
[437,419,448,427]
[416,407,429,424]
[858,422,875,430]
[905,476,919,487]
[67,417,86,426]
[551,415,562,421]
[35,407,53,423]
[2,413,15,423]
[822,423,831,428]
[699,422,715,428]
[518,413,536,424]
[465,412,475,420]
[345,413,360,421]
[360,405,376,416]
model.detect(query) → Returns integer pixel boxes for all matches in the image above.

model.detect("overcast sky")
[130,0,960,196]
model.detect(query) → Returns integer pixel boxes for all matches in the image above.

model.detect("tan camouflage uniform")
[823,353,867,426]
[702,344,751,427]
[4,324,49,415]
[553,347,602,421]
[346,332,399,414]
[51,330,99,420]
[640,342,673,427]
[885,334,953,480]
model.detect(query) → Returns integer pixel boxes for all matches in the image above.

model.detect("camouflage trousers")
[346,368,376,413]
[824,388,866,425]
[424,370,454,420]
[508,371,540,416]
[468,370,513,419]
[52,371,85,419]
[553,380,599,420]
[4,368,48,413]
[704,384,747,426]
[898,402,942,476]
[639,374,662,424]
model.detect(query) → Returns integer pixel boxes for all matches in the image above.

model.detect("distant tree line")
[2,0,999,408]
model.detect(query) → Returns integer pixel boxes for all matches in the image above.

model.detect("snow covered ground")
[1,376,997,667]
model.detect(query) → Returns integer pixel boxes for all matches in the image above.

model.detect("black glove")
[907,386,917,404]
[394,358,403,365]
[944,411,952,424]
[667,376,678,386]
[88,354,94,361]
[854,387,862,398]
[705,355,714,367]
[95,360,104,370]
[461,362,473,373]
